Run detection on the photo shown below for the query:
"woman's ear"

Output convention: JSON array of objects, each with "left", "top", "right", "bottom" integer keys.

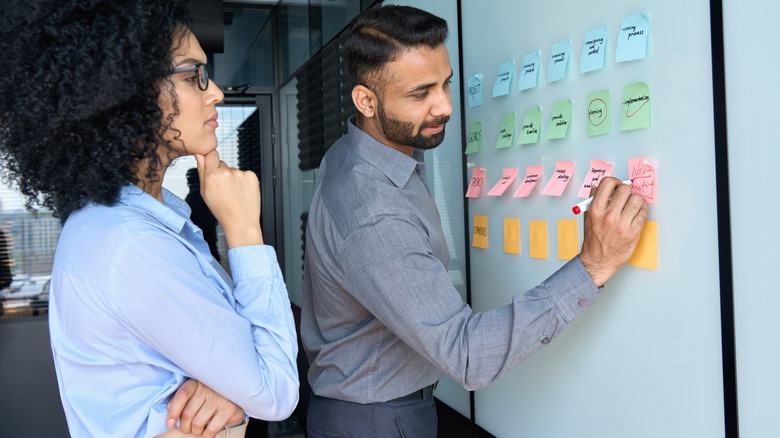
[{"left": 351, "top": 85, "right": 377, "bottom": 119}]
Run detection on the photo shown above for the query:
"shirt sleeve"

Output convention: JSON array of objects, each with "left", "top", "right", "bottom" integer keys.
[
  {"left": 108, "top": 232, "right": 299, "bottom": 421},
  {"left": 339, "top": 212, "right": 599, "bottom": 391}
]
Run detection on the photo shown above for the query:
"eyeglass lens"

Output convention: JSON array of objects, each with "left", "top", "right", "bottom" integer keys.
[{"left": 197, "top": 65, "right": 209, "bottom": 91}]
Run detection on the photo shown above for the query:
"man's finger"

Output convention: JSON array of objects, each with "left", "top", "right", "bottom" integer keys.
[{"left": 166, "top": 379, "right": 197, "bottom": 429}]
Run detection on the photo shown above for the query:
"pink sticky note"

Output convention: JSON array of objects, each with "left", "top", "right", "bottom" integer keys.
[
  {"left": 465, "top": 167, "right": 486, "bottom": 198},
  {"left": 512, "top": 165, "right": 544, "bottom": 197},
  {"left": 577, "top": 159, "right": 614, "bottom": 198},
  {"left": 628, "top": 157, "right": 657, "bottom": 203},
  {"left": 541, "top": 161, "right": 575, "bottom": 196},
  {"left": 487, "top": 168, "right": 518, "bottom": 196}
]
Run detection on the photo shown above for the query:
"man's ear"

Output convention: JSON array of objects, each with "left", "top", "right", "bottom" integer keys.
[{"left": 352, "top": 85, "right": 377, "bottom": 118}]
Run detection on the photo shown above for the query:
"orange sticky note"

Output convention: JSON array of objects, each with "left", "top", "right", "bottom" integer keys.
[
  {"left": 629, "top": 220, "right": 657, "bottom": 269},
  {"left": 473, "top": 215, "right": 488, "bottom": 249},
  {"left": 541, "top": 161, "right": 575, "bottom": 196},
  {"left": 529, "top": 221, "right": 548, "bottom": 259},
  {"left": 557, "top": 220, "right": 579, "bottom": 260},
  {"left": 504, "top": 218, "right": 521, "bottom": 254}
]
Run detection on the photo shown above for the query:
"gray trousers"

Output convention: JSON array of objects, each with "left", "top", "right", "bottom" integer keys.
[{"left": 306, "top": 391, "right": 437, "bottom": 438}]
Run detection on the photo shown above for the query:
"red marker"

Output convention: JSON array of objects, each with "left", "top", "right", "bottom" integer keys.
[{"left": 572, "top": 179, "right": 633, "bottom": 214}]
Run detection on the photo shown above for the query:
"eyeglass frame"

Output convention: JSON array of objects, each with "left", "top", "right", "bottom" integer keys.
[{"left": 165, "top": 63, "right": 210, "bottom": 91}]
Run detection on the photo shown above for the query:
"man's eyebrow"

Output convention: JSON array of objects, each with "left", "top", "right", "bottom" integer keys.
[{"left": 407, "top": 70, "right": 454, "bottom": 93}]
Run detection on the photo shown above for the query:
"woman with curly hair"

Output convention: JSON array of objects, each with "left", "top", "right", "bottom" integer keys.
[{"left": 0, "top": 1, "right": 299, "bottom": 437}]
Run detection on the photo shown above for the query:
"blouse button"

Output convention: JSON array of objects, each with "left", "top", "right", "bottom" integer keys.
[
  {"left": 578, "top": 299, "right": 587, "bottom": 308},
  {"left": 541, "top": 337, "right": 550, "bottom": 345}
]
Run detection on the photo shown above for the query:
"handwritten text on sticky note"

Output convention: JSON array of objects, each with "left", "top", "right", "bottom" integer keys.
[
  {"left": 465, "top": 167, "right": 486, "bottom": 198},
  {"left": 513, "top": 165, "right": 544, "bottom": 197},
  {"left": 487, "top": 168, "right": 518, "bottom": 196},
  {"left": 577, "top": 159, "right": 614, "bottom": 198},
  {"left": 542, "top": 161, "right": 575, "bottom": 196}
]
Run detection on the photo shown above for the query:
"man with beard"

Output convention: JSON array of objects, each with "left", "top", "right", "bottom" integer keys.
[{"left": 301, "top": 6, "right": 647, "bottom": 437}]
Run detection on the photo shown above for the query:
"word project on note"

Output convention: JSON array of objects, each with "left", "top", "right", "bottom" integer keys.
[{"left": 468, "top": 74, "right": 483, "bottom": 108}]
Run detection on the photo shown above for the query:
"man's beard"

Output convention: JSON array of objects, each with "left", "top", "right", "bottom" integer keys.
[{"left": 377, "top": 98, "right": 449, "bottom": 150}]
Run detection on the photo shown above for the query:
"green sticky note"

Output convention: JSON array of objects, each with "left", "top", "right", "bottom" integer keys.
[
  {"left": 620, "top": 82, "right": 651, "bottom": 131},
  {"left": 465, "top": 122, "right": 483, "bottom": 154},
  {"left": 544, "top": 100, "right": 573, "bottom": 139},
  {"left": 517, "top": 107, "right": 542, "bottom": 145},
  {"left": 495, "top": 113, "right": 516, "bottom": 149},
  {"left": 586, "top": 89, "right": 611, "bottom": 137}
]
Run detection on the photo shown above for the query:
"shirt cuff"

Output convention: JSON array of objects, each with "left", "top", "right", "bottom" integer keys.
[
  {"left": 228, "top": 245, "right": 283, "bottom": 283},
  {"left": 544, "top": 256, "right": 601, "bottom": 324}
]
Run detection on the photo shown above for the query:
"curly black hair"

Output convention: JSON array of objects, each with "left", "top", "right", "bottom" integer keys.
[{"left": 0, "top": 0, "right": 191, "bottom": 218}]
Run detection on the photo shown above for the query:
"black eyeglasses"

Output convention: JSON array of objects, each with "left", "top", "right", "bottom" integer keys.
[{"left": 166, "top": 63, "right": 210, "bottom": 91}]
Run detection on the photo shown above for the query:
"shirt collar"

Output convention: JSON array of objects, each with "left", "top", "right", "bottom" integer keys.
[
  {"left": 347, "top": 116, "right": 424, "bottom": 188},
  {"left": 118, "top": 185, "right": 191, "bottom": 233}
]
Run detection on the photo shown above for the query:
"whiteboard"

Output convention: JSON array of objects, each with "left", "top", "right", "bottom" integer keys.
[{"left": 460, "top": 0, "right": 725, "bottom": 436}]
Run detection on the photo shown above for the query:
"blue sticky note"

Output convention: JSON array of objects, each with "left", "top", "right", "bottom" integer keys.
[
  {"left": 518, "top": 51, "right": 541, "bottom": 91},
  {"left": 468, "top": 74, "right": 483, "bottom": 108},
  {"left": 547, "top": 40, "right": 571, "bottom": 83},
  {"left": 492, "top": 61, "right": 515, "bottom": 97},
  {"left": 616, "top": 13, "right": 650, "bottom": 62},
  {"left": 580, "top": 26, "right": 608, "bottom": 73}
]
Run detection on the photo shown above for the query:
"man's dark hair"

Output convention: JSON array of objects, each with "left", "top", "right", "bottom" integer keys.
[{"left": 342, "top": 5, "right": 448, "bottom": 92}]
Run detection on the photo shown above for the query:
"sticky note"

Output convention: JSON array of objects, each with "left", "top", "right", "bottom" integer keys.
[
  {"left": 493, "top": 61, "right": 515, "bottom": 97},
  {"left": 504, "top": 218, "right": 521, "bottom": 255},
  {"left": 473, "top": 215, "right": 488, "bottom": 249},
  {"left": 616, "top": 13, "right": 650, "bottom": 62},
  {"left": 544, "top": 99, "right": 573, "bottom": 140},
  {"left": 513, "top": 165, "right": 544, "bottom": 197},
  {"left": 468, "top": 74, "right": 483, "bottom": 108},
  {"left": 629, "top": 220, "right": 657, "bottom": 269},
  {"left": 586, "top": 89, "right": 611, "bottom": 137},
  {"left": 541, "top": 161, "right": 575, "bottom": 196},
  {"left": 487, "top": 168, "right": 518, "bottom": 196},
  {"left": 518, "top": 107, "right": 542, "bottom": 145},
  {"left": 557, "top": 219, "right": 579, "bottom": 260},
  {"left": 465, "top": 167, "right": 486, "bottom": 198},
  {"left": 518, "top": 51, "right": 541, "bottom": 91},
  {"left": 628, "top": 157, "right": 657, "bottom": 203},
  {"left": 547, "top": 40, "right": 571, "bottom": 83},
  {"left": 495, "top": 113, "right": 516, "bottom": 149},
  {"left": 529, "top": 221, "right": 548, "bottom": 259},
  {"left": 465, "top": 122, "right": 483, "bottom": 154},
  {"left": 581, "top": 26, "right": 608, "bottom": 73},
  {"left": 620, "top": 82, "right": 651, "bottom": 131},
  {"left": 577, "top": 159, "right": 614, "bottom": 198}
]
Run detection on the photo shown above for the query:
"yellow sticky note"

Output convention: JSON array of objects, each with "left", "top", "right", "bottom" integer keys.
[
  {"left": 504, "top": 218, "right": 520, "bottom": 254},
  {"left": 473, "top": 215, "right": 488, "bottom": 249},
  {"left": 529, "top": 221, "right": 548, "bottom": 259},
  {"left": 629, "top": 221, "right": 657, "bottom": 269},
  {"left": 557, "top": 219, "right": 579, "bottom": 260}
]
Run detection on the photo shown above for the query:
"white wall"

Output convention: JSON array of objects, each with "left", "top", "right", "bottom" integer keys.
[{"left": 723, "top": 2, "right": 780, "bottom": 437}]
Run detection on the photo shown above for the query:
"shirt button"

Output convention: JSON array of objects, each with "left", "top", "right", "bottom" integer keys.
[
  {"left": 541, "top": 337, "right": 550, "bottom": 345},
  {"left": 578, "top": 299, "right": 587, "bottom": 308}
]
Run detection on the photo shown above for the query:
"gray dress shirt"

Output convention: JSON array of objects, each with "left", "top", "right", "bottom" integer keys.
[{"left": 301, "top": 117, "right": 600, "bottom": 404}]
